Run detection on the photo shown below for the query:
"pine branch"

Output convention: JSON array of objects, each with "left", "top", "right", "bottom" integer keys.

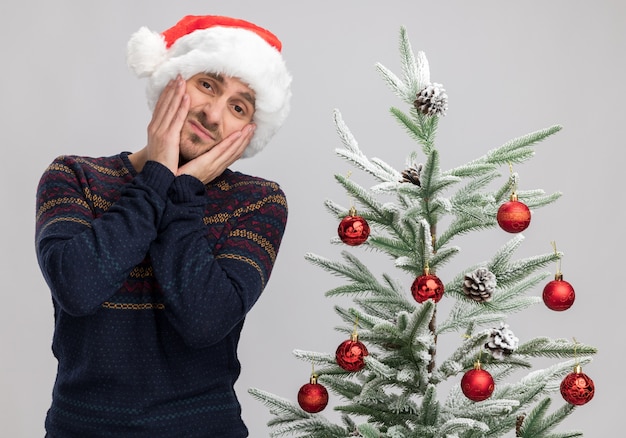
[
  {"left": 519, "top": 190, "right": 562, "bottom": 209},
  {"left": 320, "top": 374, "right": 368, "bottom": 400},
  {"left": 375, "top": 63, "right": 409, "bottom": 103},
  {"left": 334, "top": 174, "right": 393, "bottom": 220},
  {"left": 444, "top": 396, "right": 520, "bottom": 424},
  {"left": 292, "top": 350, "right": 336, "bottom": 367},
  {"left": 493, "top": 252, "right": 560, "bottom": 287},
  {"left": 437, "top": 303, "right": 508, "bottom": 335},
  {"left": 366, "top": 234, "right": 416, "bottom": 260},
  {"left": 430, "top": 245, "right": 460, "bottom": 270},
  {"left": 304, "top": 251, "right": 376, "bottom": 285},
  {"left": 444, "top": 162, "right": 499, "bottom": 179},
  {"left": 516, "top": 338, "right": 598, "bottom": 359},
  {"left": 333, "top": 109, "right": 399, "bottom": 183},
  {"left": 420, "top": 385, "right": 441, "bottom": 426},
  {"left": 436, "top": 217, "right": 492, "bottom": 249},
  {"left": 437, "top": 417, "right": 490, "bottom": 437},
  {"left": 389, "top": 107, "right": 439, "bottom": 154},
  {"left": 354, "top": 296, "right": 415, "bottom": 320},
  {"left": 268, "top": 417, "right": 348, "bottom": 438},
  {"left": 484, "top": 126, "right": 563, "bottom": 166},
  {"left": 406, "top": 301, "right": 436, "bottom": 349},
  {"left": 518, "top": 398, "right": 582, "bottom": 438},
  {"left": 389, "top": 389, "right": 420, "bottom": 415},
  {"left": 355, "top": 423, "right": 382, "bottom": 438},
  {"left": 541, "top": 432, "right": 583, "bottom": 438},
  {"left": 482, "top": 356, "right": 534, "bottom": 375},
  {"left": 494, "top": 173, "right": 517, "bottom": 203},
  {"left": 335, "top": 399, "right": 409, "bottom": 426},
  {"left": 428, "top": 195, "right": 454, "bottom": 219},
  {"left": 371, "top": 157, "right": 404, "bottom": 180},
  {"left": 420, "top": 150, "right": 461, "bottom": 209},
  {"left": 486, "top": 272, "right": 548, "bottom": 307},
  {"left": 375, "top": 26, "right": 428, "bottom": 103},
  {"left": 362, "top": 355, "right": 400, "bottom": 379},
  {"left": 398, "top": 27, "right": 424, "bottom": 97},
  {"left": 460, "top": 168, "right": 500, "bottom": 189},
  {"left": 438, "top": 271, "right": 547, "bottom": 338},
  {"left": 325, "top": 283, "right": 376, "bottom": 298},
  {"left": 245, "top": 391, "right": 350, "bottom": 437},
  {"left": 497, "top": 357, "right": 593, "bottom": 409},
  {"left": 248, "top": 388, "right": 309, "bottom": 419},
  {"left": 431, "top": 333, "right": 489, "bottom": 384},
  {"left": 334, "top": 305, "right": 389, "bottom": 331},
  {"left": 488, "top": 234, "right": 525, "bottom": 273}
]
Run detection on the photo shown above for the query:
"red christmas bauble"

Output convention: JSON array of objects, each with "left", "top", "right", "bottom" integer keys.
[
  {"left": 461, "top": 367, "right": 495, "bottom": 402},
  {"left": 411, "top": 273, "right": 444, "bottom": 303},
  {"left": 560, "top": 366, "right": 595, "bottom": 406},
  {"left": 297, "top": 378, "right": 329, "bottom": 413},
  {"left": 543, "top": 275, "right": 575, "bottom": 311},
  {"left": 338, "top": 209, "right": 370, "bottom": 246},
  {"left": 336, "top": 336, "right": 369, "bottom": 372},
  {"left": 497, "top": 199, "right": 531, "bottom": 233}
]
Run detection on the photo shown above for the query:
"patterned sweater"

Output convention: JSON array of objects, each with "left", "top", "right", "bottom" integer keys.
[{"left": 35, "top": 152, "right": 288, "bottom": 437}]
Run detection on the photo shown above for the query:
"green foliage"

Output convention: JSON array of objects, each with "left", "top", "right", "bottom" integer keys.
[
  {"left": 249, "top": 25, "right": 596, "bottom": 438},
  {"left": 517, "top": 398, "right": 583, "bottom": 438}
]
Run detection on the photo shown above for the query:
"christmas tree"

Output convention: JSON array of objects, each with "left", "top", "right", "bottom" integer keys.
[{"left": 249, "top": 26, "right": 597, "bottom": 438}]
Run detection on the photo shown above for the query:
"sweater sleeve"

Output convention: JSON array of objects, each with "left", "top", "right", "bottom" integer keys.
[
  {"left": 149, "top": 174, "right": 288, "bottom": 348},
  {"left": 35, "top": 157, "right": 175, "bottom": 316}
]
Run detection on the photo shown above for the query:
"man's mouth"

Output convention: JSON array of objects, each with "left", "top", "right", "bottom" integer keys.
[{"left": 188, "top": 120, "right": 215, "bottom": 142}]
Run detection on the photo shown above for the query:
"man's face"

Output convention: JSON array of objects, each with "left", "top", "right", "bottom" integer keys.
[{"left": 179, "top": 72, "right": 256, "bottom": 164}]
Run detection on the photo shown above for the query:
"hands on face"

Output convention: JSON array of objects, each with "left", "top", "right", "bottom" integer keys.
[
  {"left": 177, "top": 123, "right": 255, "bottom": 184},
  {"left": 146, "top": 75, "right": 255, "bottom": 184},
  {"left": 146, "top": 75, "right": 189, "bottom": 175}
]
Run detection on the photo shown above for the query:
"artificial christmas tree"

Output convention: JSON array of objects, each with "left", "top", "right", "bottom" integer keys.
[{"left": 249, "top": 26, "right": 597, "bottom": 437}]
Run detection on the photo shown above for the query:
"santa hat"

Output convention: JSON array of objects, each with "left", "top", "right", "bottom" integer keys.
[{"left": 127, "top": 15, "right": 292, "bottom": 157}]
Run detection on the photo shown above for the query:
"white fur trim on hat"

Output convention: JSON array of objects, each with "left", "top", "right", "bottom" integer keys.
[{"left": 126, "top": 18, "right": 292, "bottom": 158}]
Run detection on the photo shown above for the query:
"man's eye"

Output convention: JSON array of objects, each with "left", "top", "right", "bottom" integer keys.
[
  {"left": 234, "top": 105, "right": 244, "bottom": 114},
  {"left": 201, "top": 81, "right": 212, "bottom": 89}
]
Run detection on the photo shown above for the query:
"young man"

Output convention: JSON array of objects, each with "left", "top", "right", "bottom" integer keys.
[{"left": 35, "top": 15, "right": 292, "bottom": 437}]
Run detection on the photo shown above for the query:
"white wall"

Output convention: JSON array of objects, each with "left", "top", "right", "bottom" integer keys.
[{"left": 1, "top": 1, "right": 624, "bottom": 436}]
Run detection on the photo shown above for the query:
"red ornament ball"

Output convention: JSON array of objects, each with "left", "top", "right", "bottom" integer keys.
[
  {"left": 560, "top": 367, "right": 595, "bottom": 406},
  {"left": 338, "top": 213, "right": 370, "bottom": 246},
  {"left": 461, "top": 367, "right": 495, "bottom": 402},
  {"left": 336, "top": 337, "right": 369, "bottom": 372},
  {"left": 497, "top": 199, "right": 531, "bottom": 233},
  {"left": 411, "top": 274, "right": 444, "bottom": 303},
  {"left": 543, "top": 276, "right": 575, "bottom": 311},
  {"left": 297, "top": 379, "right": 329, "bottom": 413}
]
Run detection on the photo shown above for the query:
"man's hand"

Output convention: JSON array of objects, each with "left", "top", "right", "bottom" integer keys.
[
  {"left": 177, "top": 124, "right": 256, "bottom": 184},
  {"left": 146, "top": 75, "right": 190, "bottom": 174}
]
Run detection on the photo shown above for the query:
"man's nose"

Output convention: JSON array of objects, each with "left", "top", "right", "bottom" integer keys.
[{"left": 201, "top": 100, "right": 225, "bottom": 125}]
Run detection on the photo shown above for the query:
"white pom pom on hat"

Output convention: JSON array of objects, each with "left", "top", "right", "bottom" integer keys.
[{"left": 126, "top": 15, "right": 292, "bottom": 158}]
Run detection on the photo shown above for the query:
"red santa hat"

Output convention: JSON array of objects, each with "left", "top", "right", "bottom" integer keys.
[{"left": 127, "top": 15, "right": 292, "bottom": 157}]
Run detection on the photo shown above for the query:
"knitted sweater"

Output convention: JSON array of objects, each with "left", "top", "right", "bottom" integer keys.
[{"left": 35, "top": 152, "right": 288, "bottom": 437}]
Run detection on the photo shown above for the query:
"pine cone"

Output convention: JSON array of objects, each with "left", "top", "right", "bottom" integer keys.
[
  {"left": 400, "top": 163, "right": 423, "bottom": 186},
  {"left": 485, "top": 322, "right": 519, "bottom": 360},
  {"left": 462, "top": 267, "right": 496, "bottom": 302},
  {"left": 414, "top": 83, "right": 448, "bottom": 116}
]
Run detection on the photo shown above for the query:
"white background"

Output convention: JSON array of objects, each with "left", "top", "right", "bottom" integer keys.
[{"left": 1, "top": 1, "right": 624, "bottom": 436}]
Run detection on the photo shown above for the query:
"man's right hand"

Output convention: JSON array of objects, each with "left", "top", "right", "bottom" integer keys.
[{"left": 146, "top": 75, "right": 190, "bottom": 175}]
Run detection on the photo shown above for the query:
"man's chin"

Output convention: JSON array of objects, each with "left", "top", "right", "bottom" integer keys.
[
  {"left": 178, "top": 140, "right": 215, "bottom": 165},
  {"left": 178, "top": 149, "right": 198, "bottom": 166}
]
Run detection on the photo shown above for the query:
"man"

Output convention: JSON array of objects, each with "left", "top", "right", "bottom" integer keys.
[{"left": 35, "top": 15, "right": 291, "bottom": 437}]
